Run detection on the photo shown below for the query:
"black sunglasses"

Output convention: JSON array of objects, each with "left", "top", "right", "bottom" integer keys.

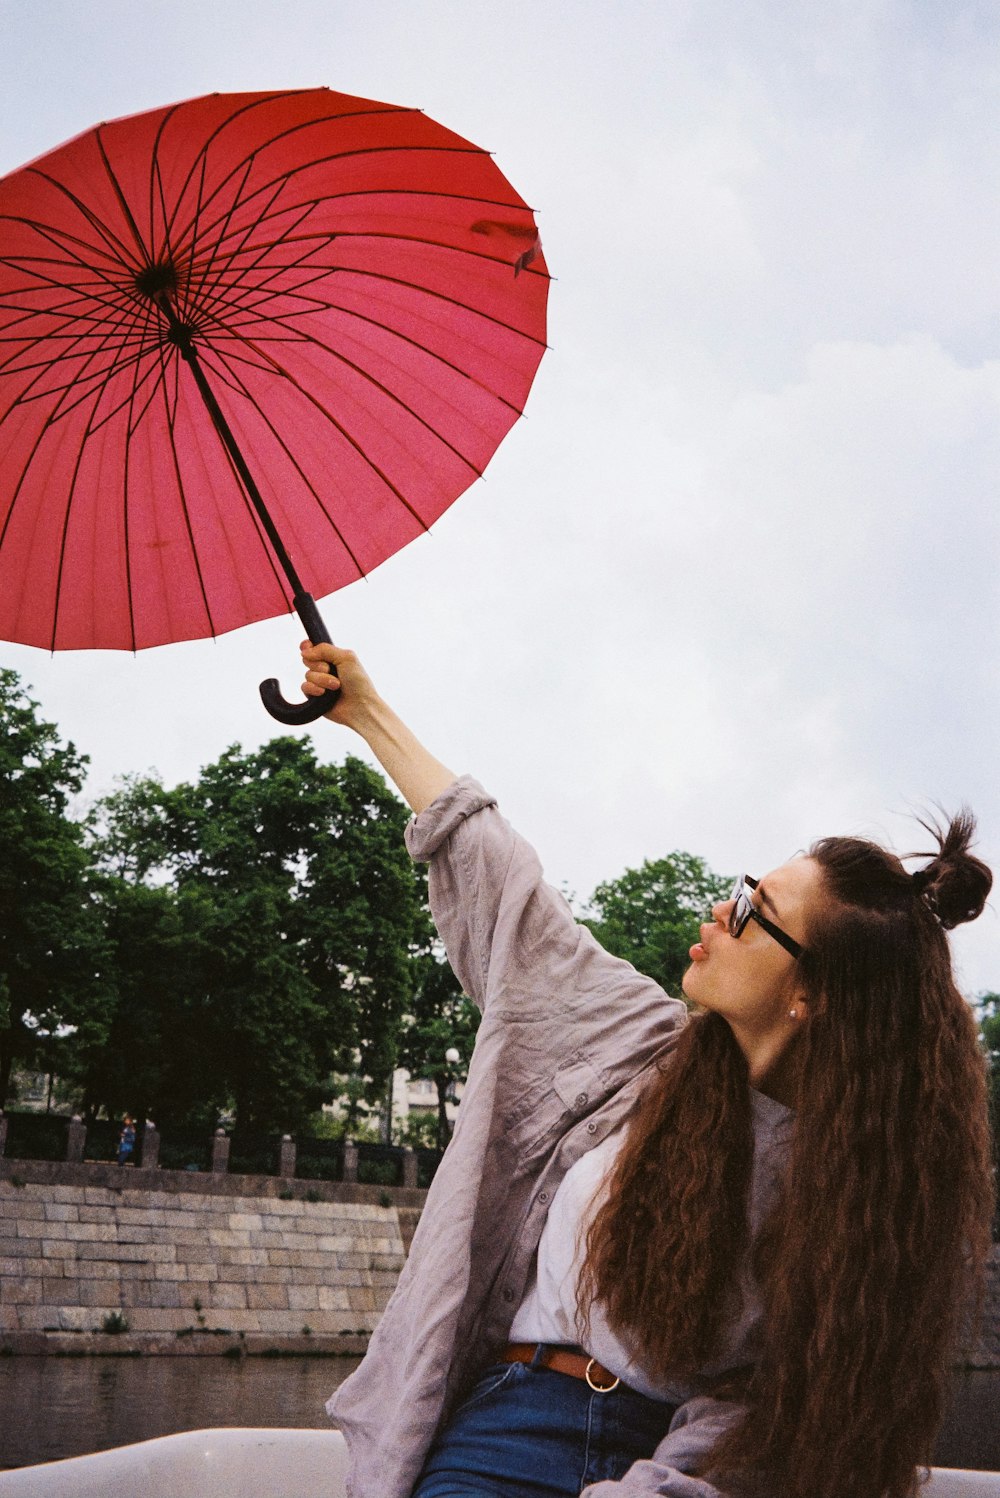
[{"left": 729, "top": 874, "right": 805, "bottom": 960}]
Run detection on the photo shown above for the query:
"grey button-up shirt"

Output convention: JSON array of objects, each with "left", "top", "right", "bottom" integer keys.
[{"left": 328, "top": 778, "right": 793, "bottom": 1498}]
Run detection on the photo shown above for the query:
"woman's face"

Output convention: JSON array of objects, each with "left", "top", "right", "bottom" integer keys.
[{"left": 682, "top": 856, "right": 822, "bottom": 1043}]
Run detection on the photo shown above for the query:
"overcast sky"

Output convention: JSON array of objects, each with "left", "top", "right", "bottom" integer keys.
[{"left": 2, "top": 0, "right": 998, "bottom": 992}]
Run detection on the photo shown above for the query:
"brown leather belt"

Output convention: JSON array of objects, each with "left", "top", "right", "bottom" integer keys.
[{"left": 501, "top": 1341, "right": 621, "bottom": 1393}]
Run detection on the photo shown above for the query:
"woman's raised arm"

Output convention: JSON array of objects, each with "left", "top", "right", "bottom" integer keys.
[{"left": 300, "top": 641, "right": 457, "bottom": 814}]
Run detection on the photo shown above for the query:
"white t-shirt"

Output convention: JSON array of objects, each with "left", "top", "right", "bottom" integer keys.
[
  {"left": 508, "top": 1088, "right": 791, "bottom": 1401},
  {"left": 507, "top": 1124, "right": 678, "bottom": 1398}
]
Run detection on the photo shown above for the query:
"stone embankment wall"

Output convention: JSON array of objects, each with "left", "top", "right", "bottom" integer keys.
[
  {"left": 0, "top": 1159, "right": 424, "bottom": 1354},
  {"left": 1, "top": 1159, "right": 998, "bottom": 1366}
]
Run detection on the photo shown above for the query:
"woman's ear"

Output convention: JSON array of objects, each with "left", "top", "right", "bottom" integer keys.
[{"left": 786, "top": 992, "right": 808, "bottom": 1024}]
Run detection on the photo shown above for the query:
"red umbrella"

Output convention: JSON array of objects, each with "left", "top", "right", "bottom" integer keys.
[{"left": 0, "top": 88, "right": 548, "bottom": 721}]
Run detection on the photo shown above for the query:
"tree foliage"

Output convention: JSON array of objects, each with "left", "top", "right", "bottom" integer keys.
[
  {"left": 583, "top": 852, "right": 731, "bottom": 996},
  {"left": 85, "top": 740, "right": 424, "bottom": 1135},
  {"left": 398, "top": 954, "right": 480, "bottom": 1149},
  {"left": 977, "top": 993, "right": 1000, "bottom": 1234},
  {"left": 0, "top": 671, "right": 112, "bottom": 1106}
]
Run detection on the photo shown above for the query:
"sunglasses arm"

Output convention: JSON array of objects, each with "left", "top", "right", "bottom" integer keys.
[{"left": 259, "top": 591, "right": 342, "bottom": 725}]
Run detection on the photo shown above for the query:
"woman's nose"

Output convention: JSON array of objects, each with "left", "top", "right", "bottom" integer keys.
[{"left": 710, "top": 897, "right": 733, "bottom": 926}]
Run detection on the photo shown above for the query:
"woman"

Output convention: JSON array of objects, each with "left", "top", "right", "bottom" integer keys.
[{"left": 300, "top": 643, "right": 994, "bottom": 1498}]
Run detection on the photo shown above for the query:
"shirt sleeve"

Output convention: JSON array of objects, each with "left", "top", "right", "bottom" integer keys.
[
  {"left": 580, "top": 1396, "right": 750, "bottom": 1498},
  {"left": 405, "top": 776, "right": 686, "bottom": 1031}
]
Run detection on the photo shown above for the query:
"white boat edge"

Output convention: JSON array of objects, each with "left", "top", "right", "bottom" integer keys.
[{"left": 0, "top": 1427, "right": 996, "bottom": 1497}]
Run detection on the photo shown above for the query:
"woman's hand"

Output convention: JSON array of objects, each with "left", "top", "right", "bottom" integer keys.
[
  {"left": 300, "top": 641, "right": 382, "bottom": 733},
  {"left": 299, "top": 641, "right": 457, "bottom": 813}
]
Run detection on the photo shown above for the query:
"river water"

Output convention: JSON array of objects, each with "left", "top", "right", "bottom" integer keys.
[{"left": 0, "top": 1359, "right": 997, "bottom": 1472}]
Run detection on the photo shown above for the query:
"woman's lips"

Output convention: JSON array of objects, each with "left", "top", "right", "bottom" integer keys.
[{"left": 689, "top": 942, "right": 707, "bottom": 962}]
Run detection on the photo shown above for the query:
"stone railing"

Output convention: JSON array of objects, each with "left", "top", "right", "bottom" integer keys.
[{"left": 0, "top": 1111, "right": 437, "bottom": 1190}]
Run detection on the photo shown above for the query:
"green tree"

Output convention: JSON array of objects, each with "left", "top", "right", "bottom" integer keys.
[
  {"left": 583, "top": 852, "right": 731, "bottom": 996},
  {"left": 977, "top": 992, "right": 1000, "bottom": 1236},
  {"left": 979, "top": 993, "right": 1000, "bottom": 1078},
  {"left": 398, "top": 955, "right": 480, "bottom": 1149},
  {"left": 79, "top": 879, "right": 221, "bottom": 1130},
  {"left": 86, "top": 741, "right": 424, "bottom": 1135},
  {"left": 0, "top": 671, "right": 111, "bottom": 1106}
]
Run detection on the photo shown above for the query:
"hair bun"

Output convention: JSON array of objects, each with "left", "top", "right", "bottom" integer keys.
[{"left": 911, "top": 809, "right": 992, "bottom": 930}]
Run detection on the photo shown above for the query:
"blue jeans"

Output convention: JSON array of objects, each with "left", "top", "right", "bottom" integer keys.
[{"left": 411, "top": 1352, "right": 678, "bottom": 1497}]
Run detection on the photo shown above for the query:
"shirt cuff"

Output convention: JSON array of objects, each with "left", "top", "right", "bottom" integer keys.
[{"left": 404, "top": 775, "right": 498, "bottom": 862}]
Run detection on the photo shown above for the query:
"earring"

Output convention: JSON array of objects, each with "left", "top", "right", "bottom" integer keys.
[{"left": 788, "top": 1006, "right": 799, "bottom": 1021}]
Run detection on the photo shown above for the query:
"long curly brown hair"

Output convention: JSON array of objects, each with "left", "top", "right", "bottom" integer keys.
[{"left": 579, "top": 812, "right": 994, "bottom": 1498}]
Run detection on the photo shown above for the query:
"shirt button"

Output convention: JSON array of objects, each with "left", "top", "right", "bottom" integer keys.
[
  {"left": 502, "top": 1288, "right": 515, "bottom": 1303},
  {"left": 586, "top": 1122, "right": 598, "bottom": 1135},
  {"left": 537, "top": 1191, "right": 549, "bottom": 1204},
  {"left": 575, "top": 1092, "right": 588, "bottom": 1108}
]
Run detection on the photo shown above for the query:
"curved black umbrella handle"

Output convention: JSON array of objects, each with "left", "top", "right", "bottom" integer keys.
[{"left": 259, "top": 592, "right": 341, "bottom": 725}]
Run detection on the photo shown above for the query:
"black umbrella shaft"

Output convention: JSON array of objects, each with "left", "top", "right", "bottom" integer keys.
[{"left": 160, "top": 303, "right": 308, "bottom": 601}]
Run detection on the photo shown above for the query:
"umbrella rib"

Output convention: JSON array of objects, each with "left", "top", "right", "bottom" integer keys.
[
  {"left": 147, "top": 100, "right": 184, "bottom": 257},
  {"left": 302, "top": 262, "right": 548, "bottom": 347},
  {"left": 0, "top": 213, "right": 136, "bottom": 276},
  {"left": 193, "top": 297, "right": 485, "bottom": 480},
  {"left": 194, "top": 195, "right": 318, "bottom": 299},
  {"left": 152, "top": 89, "right": 325, "bottom": 253},
  {"left": 185, "top": 232, "right": 546, "bottom": 352},
  {"left": 0, "top": 303, "right": 150, "bottom": 380},
  {"left": 169, "top": 138, "right": 485, "bottom": 255},
  {"left": 192, "top": 322, "right": 432, "bottom": 534},
  {"left": 274, "top": 291, "right": 524, "bottom": 415},
  {"left": 289, "top": 225, "right": 548, "bottom": 278},
  {"left": 35, "top": 317, "right": 156, "bottom": 429},
  {"left": 181, "top": 233, "right": 527, "bottom": 414},
  {"left": 165, "top": 101, "right": 411, "bottom": 258},
  {"left": 206, "top": 194, "right": 537, "bottom": 279},
  {"left": 0, "top": 393, "right": 61, "bottom": 551},
  {"left": 154, "top": 343, "right": 220, "bottom": 639},
  {"left": 0, "top": 241, "right": 148, "bottom": 328},
  {"left": 49, "top": 388, "right": 105, "bottom": 652},
  {"left": 0, "top": 321, "right": 155, "bottom": 354},
  {"left": 125, "top": 355, "right": 176, "bottom": 438},
  {"left": 169, "top": 354, "right": 295, "bottom": 608},
  {"left": 184, "top": 203, "right": 329, "bottom": 327},
  {"left": 189, "top": 185, "right": 543, "bottom": 269},
  {"left": 183, "top": 156, "right": 256, "bottom": 316},
  {"left": 0, "top": 336, "right": 152, "bottom": 414},
  {"left": 253, "top": 184, "right": 536, "bottom": 221},
  {"left": 0, "top": 302, "right": 150, "bottom": 421},
  {"left": 0, "top": 273, "right": 157, "bottom": 398},
  {"left": 40, "top": 341, "right": 165, "bottom": 430},
  {"left": 0, "top": 251, "right": 129, "bottom": 285},
  {"left": 120, "top": 310, "right": 160, "bottom": 652},
  {"left": 89, "top": 350, "right": 169, "bottom": 436},
  {"left": 204, "top": 354, "right": 368, "bottom": 585},
  {"left": 0, "top": 244, "right": 136, "bottom": 307},
  {"left": 183, "top": 160, "right": 280, "bottom": 320},
  {"left": 25, "top": 169, "right": 145, "bottom": 273},
  {"left": 95, "top": 128, "right": 152, "bottom": 264}
]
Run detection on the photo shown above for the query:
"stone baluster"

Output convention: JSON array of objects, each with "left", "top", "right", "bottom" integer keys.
[
  {"left": 401, "top": 1146, "right": 418, "bottom": 1190},
  {"left": 211, "top": 1127, "right": 230, "bottom": 1174},
  {"left": 279, "top": 1134, "right": 296, "bottom": 1178},
  {"left": 142, "top": 1121, "right": 160, "bottom": 1170},
  {"left": 66, "top": 1115, "right": 86, "bottom": 1163},
  {"left": 342, "top": 1138, "right": 358, "bottom": 1184},
  {"left": 0, "top": 1110, "right": 6, "bottom": 1158}
]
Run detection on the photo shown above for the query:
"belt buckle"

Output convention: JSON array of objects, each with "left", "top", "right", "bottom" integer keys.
[{"left": 585, "top": 1357, "right": 620, "bottom": 1393}]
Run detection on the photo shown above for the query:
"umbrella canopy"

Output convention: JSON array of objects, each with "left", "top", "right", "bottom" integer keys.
[{"left": 0, "top": 88, "right": 548, "bottom": 669}]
